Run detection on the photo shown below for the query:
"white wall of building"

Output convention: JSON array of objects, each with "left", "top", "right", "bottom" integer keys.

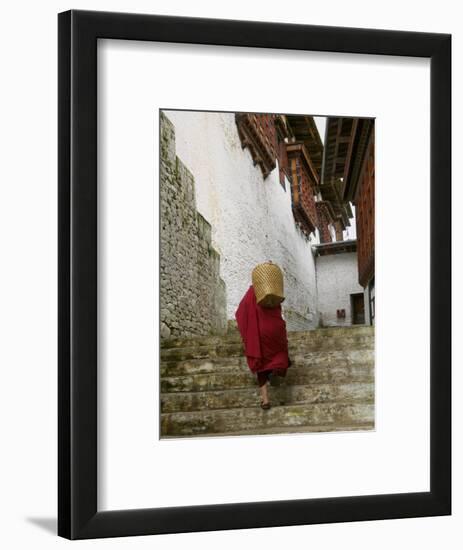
[
  {"left": 343, "top": 204, "right": 357, "bottom": 240},
  {"left": 315, "top": 251, "right": 364, "bottom": 326},
  {"left": 364, "top": 286, "right": 371, "bottom": 325},
  {"left": 164, "top": 110, "right": 320, "bottom": 329}
]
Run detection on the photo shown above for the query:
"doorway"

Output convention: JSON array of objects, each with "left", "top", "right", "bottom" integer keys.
[{"left": 351, "top": 293, "right": 365, "bottom": 325}]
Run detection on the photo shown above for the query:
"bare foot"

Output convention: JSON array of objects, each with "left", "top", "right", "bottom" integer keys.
[{"left": 259, "top": 382, "right": 270, "bottom": 408}]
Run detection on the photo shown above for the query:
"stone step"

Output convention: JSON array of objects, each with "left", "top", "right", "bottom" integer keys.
[
  {"left": 161, "top": 325, "right": 374, "bottom": 349},
  {"left": 161, "top": 402, "right": 375, "bottom": 437},
  {"left": 161, "top": 382, "right": 374, "bottom": 412},
  {"left": 160, "top": 349, "right": 374, "bottom": 377},
  {"left": 161, "top": 423, "right": 375, "bottom": 438},
  {"left": 161, "top": 364, "right": 374, "bottom": 393},
  {"left": 160, "top": 335, "right": 374, "bottom": 362}
]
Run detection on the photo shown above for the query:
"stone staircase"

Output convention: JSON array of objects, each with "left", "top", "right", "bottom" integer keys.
[{"left": 160, "top": 325, "right": 374, "bottom": 438}]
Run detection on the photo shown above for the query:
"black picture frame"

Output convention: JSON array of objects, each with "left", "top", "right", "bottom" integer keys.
[{"left": 58, "top": 9, "right": 451, "bottom": 539}]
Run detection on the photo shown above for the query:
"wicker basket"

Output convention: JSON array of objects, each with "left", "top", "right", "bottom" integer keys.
[{"left": 252, "top": 262, "right": 285, "bottom": 307}]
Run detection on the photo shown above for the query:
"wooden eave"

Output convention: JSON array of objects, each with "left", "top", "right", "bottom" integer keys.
[
  {"left": 342, "top": 119, "right": 375, "bottom": 203},
  {"left": 315, "top": 239, "right": 357, "bottom": 256},
  {"left": 286, "top": 142, "right": 319, "bottom": 188},
  {"left": 316, "top": 199, "right": 336, "bottom": 223},
  {"left": 285, "top": 115, "right": 324, "bottom": 177},
  {"left": 235, "top": 113, "right": 276, "bottom": 179}
]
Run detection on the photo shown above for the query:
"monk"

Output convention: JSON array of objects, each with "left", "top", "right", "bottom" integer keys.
[{"left": 234, "top": 284, "right": 291, "bottom": 410}]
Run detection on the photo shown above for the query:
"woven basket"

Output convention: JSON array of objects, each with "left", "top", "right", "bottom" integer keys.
[{"left": 252, "top": 262, "right": 285, "bottom": 307}]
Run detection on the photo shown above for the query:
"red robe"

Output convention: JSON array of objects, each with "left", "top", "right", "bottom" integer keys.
[{"left": 234, "top": 285, "right": 290, "bottom": 376}]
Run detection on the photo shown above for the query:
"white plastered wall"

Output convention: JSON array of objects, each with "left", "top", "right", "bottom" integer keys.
[
  {"left": 164, "top": 110, "right": 320, "bottom": 329},
  {"left": 315, "top": 251, "right": 364, "bottom": 326}
]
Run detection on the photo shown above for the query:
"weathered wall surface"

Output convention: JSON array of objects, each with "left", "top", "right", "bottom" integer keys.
[
  {"left": 163, "top": 110, "right": 319, "bottom": 331},
  {"left": 160, "top": 113, "right": 227, "bottom": 339},
  {"left": 315, "top": 252, "right": 365, "bottom": 326}
]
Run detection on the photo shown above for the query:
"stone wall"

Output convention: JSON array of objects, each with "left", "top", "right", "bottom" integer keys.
[
  {"left": 283, "top": 308, "right": 316, "bottom": 331},
  {"left": 160, "top": 112, "right": 227, "bottom": 339}
]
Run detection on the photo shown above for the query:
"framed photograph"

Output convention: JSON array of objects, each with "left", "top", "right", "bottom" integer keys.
[{"left": 58, "top": 10, "right": 451, "bottom": 539}]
